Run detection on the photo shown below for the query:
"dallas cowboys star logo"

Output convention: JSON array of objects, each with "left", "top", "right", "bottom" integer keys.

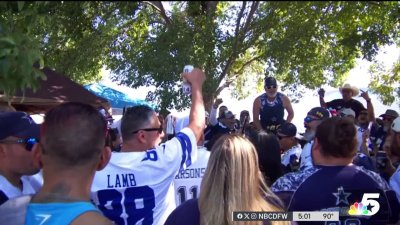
[{"left": 333, "top": 186, "right": 351, "bottom": 205}]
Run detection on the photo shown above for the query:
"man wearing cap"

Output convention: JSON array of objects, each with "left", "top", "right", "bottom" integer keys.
[
  {"left": 370, "top": 109, "right": 399, "bottom": 152},
  {"left": 277, "top": 123, "right": 302, "bottom": 174},
  {"left": 253, "top": 77, "right": 294, "bottom": 134},
  {"left": 318, "top": 83, "right": 365, "bottom": 118},
  {"left": 299, "top": 107, "right": 330, "bottom": 170},
  {"left": 204, "top": 110, "right": 236, "bottom": 149},
  {"left": 0, "top": 112, "right": 41, "bottom": 205}
]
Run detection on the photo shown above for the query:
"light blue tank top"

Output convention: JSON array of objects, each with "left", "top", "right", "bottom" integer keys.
[{"left": 25, "top": 202, "right": 100, "bottom": 225}]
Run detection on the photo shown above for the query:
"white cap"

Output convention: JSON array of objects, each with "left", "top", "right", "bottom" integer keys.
[
  {"left": 340, "top": 108, "right": 355, "bottom": 118},
  {"left": 392, "top": 117, "right": 400, "bottom": 132}
]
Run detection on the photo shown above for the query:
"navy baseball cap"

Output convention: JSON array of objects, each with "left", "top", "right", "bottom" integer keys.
[
  {"left": 307, "top": 107, "right": 330, "bottom": 120},
  {"left": 0, "top": 112, "right": 40, "bottom": 140},
  {"left": 277, "top": 123, "right": 297, "bottom": 137},
  {"left": 264, "top": 77, "right": 277, "bottom": 87}
]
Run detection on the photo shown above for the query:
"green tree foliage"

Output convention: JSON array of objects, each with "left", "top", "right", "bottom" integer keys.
[
  {"left": 0, "top": 2, "right": 45, "bottom": 100},
  {"left": 369, "top": 60, "right": 400, "bottom": 106},
  {"left": 108, "top": 1, "right": 399, "bottom": 110},
  {"left": 1, "top": 1, "right": 399, "bottom": 111}
]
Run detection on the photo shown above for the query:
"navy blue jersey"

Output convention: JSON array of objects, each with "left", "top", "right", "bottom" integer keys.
[
  {"left": 272, "top": 165, "right": 399, "bottom": 225},
  {"left": 259, "top": 92, "right": 285, "bottom": 133}
]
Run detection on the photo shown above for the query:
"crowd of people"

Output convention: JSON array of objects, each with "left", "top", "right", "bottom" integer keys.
[{"left": 0, "top": 69, "right": 400, "bottom": 225}]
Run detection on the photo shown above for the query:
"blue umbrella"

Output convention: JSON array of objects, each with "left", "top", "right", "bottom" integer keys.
[{"left": 84, "top": 83, "right": 156, "bottom": 110}]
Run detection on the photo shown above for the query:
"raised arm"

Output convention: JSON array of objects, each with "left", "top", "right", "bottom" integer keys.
[
  {"left": 282, "top": 95, "right": 294, "bottom": 123},
  {"left": 360, "top": 91, "right": 375, "bottom": 123},
  {"left": 252, "top": 96, "right": 262, "bottom": 131},
  {"left": 318, "top": 88, "right": 327, "bottom": 108},
  {"left": 209, "top": 98, "right": 223, "bottom": 126},
  {"left": 184, "top": 68, "right": 206, "bottom": 142}
]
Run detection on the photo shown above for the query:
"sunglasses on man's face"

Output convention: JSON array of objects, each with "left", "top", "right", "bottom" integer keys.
[
  {"left": 132, "top": 126, "right": 163, "bottom": 134},
  {"left": 265, "top": 85, "right": 277, "bottom": 89},
  {"left": 304, "top": 116, "right": 321, "bottom": 123},
  {"left": 0, "top": 138, "right": 39, "bottom": 151}
]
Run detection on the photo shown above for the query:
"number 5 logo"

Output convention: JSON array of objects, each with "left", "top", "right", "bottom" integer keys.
[{"left": 360, "top": 193, "right": 380, "bottom": 215}]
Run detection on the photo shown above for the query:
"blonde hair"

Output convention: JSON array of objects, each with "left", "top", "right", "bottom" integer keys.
[{"left": 199, "top": 135, "right": 289, "bottom": 225}]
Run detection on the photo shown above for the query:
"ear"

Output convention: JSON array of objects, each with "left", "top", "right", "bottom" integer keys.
[
  {"left": 96, "top": 146, "right": 111, "bottom": 171},
  {"left": 138, "top": 132, "right": 147, "bottom": 144},
  {"left": 32, "top": 143, "right": 43, "bottom": 169}
]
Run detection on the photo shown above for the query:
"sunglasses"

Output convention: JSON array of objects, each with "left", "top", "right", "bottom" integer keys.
[
  {"left": 304, "top": 116, "right": 321, "bottom": 123},
  {"left": 0, "top": 138, "right": 39, "bottom": 151},
  {"left": 132, "top": 126, "right": 163, "bottom": 134},
  {"left": 265, "top": 85, "right": 277, "bottom": 89}
]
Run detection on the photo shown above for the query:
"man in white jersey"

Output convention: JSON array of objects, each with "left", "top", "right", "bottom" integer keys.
[
  {"left": 0, "top": 112, "right": 41, "bottom": 205},
  {"left": 173, "top": 116, "right": 210, "bottom": 206},
  {"left": 91, "top": 68, "right": 206, "bottom": 225},
  {"left": 299, "top": 107, "right": 330, "bottom": 170}
]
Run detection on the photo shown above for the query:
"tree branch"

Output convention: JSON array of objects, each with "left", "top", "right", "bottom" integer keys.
[
  {"left": 234, "top": 55, "right": 264, "bottom": 74},
  {"left": 143, "top": 1, "right": 172, "bottom": 26},
  {"left": 242, "top": 1, "right": 259, "bottom": 35},
  {"left": 217, "top": 2, "right": 246, "bottom": 85},
  {"left": 206, "top": 1, "right": 219, "bottom": 16}
]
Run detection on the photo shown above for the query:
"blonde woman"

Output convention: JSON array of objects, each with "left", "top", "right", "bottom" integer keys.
[{"left": 165, "top": 134, "right": 291, "bottom": 225}]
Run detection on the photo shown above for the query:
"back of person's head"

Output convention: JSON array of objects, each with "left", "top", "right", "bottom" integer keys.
[
  {"left": 121, "top": 105, "right": 154, "bottom": 141},
  {"left": 41, "top": 102, "right": 107, "bottom": 166},
  {"left": 315, "top": 117, "right": 357, "bottom": 158},
  {"left": 199, "top": 134, "right": 286, "bottom": 225},
  {"left": 249, "top": 131, "right": 283, "bottom": 185}
]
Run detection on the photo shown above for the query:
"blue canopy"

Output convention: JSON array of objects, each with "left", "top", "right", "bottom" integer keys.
[{"left": 84, "top": 83, "right": 156, "bottom": 110}]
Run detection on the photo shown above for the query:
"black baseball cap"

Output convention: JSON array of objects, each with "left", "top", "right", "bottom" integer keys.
[
  {"left": 264, "top": 77, "right": 277, "bottom": 87},
  {"left": 0, "top": 112, "right": 40, "bottom": 140},
  {"left": 277, "top": 123, "right": 297, "bottom": 137}
]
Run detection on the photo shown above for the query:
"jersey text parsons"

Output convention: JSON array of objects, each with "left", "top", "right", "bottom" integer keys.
[
  {"left": 175, "top": 168, "right": 206, "bottom": 179},
  {"left": 107, "top": 173, "right": 137, "bottom": 188}
]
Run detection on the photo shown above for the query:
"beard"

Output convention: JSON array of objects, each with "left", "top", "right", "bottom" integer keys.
[
  {"left": 303, "top": 129, "right": 316, "bottom": 142},
  {"left": 267, "top": 92, "right": 277, "bottom": 98}
]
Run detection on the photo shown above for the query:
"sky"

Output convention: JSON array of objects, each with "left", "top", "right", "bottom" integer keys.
[{"left": 101, "top": 45, "right": 399, "bottom": 133}]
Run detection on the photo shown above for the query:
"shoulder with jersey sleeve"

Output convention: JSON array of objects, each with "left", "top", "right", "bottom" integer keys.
[
  {"left": 271, "top": 167, "right": 320, "bottom": 192},
  {"left": 160, "top": 127, "right": 198, "bottom": 170},
  {"left": 357, "top": 166, "right": 391, "bottom": 190}
]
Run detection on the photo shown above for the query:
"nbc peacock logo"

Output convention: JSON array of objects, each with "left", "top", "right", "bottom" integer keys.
[{"left": 348, "top": 193, "right": 380, "bottom": 216}]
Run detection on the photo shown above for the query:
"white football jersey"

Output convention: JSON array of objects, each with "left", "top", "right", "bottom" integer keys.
[
  {"left": 173, "top": 146, "right": 210, "bottom": 206},
  {"left": 0, "top": 175, "right": 36, "bottom": 205},
  {"left": 91, "top": 128, "right": 197, "bottom": 225},
  {"left": 281, "top": 144, "right": 302, "bottom": 167},
  {"left": 299, "top": 141, "right": 314, "bottom": 170}
]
